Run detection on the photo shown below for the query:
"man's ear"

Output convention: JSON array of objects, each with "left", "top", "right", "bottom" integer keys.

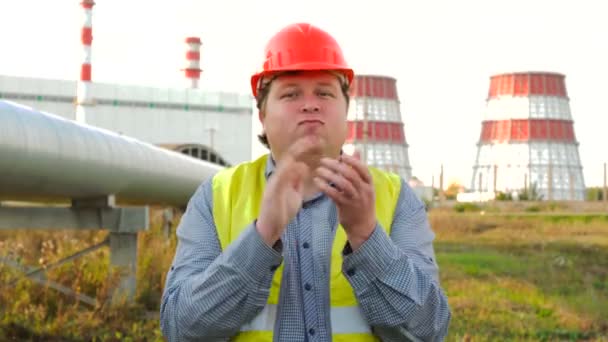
[{"left": 258, "top": 108, "right": 267, "bottom": 128}]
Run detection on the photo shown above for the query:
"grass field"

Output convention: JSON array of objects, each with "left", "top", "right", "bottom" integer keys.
[
  {"left": 431, "top": 211, "right": 608, "bottom": 341},
  {"left": 1, "top": 205, "right": 607, "bottom": 341}
]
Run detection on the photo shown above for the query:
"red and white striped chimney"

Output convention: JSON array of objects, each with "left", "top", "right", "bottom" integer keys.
[
  {"left": 184, "top": 37, "right": 202, "bottom": 88},
  {"left": 75, "top": 0, "right": 95, "bottom": 123}
]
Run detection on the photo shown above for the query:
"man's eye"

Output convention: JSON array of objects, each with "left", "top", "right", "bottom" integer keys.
[{"left": 281, "top": 92, "right": 296, "bottom": 99}]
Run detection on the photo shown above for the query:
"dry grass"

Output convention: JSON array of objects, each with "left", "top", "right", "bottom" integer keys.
[
  {"left": 431, "top": 211, "right": 608, "bottom": 341},
  {"left": 0, "top": 206, "right": 607, "bottom": 341},
  {"left": 431, "top": 211, "right": 608, "bottom": 247},
  {"left": 0, "top": 210, "right": 176, "bottom": 341}
]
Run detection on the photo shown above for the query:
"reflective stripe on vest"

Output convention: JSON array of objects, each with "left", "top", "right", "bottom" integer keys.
[
  {"left": 212, "top": 154, "right": 403, "bottom": 341},
  {"left": 240, "top": 305, "right": 371, "bottom": 334}
]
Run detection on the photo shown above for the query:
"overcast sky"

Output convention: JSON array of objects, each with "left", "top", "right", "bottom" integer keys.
[{"left": 1, "top": 0, "right": 606, "bottom": 186}]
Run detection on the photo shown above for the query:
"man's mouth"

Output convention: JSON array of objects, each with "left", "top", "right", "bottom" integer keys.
[{"left": 298, "top": 120, "right": 324, "bottom": 126}]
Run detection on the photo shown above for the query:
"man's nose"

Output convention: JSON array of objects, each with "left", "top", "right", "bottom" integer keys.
[{"left": 300, "top": 96, "right": 321, "bottom": 113}]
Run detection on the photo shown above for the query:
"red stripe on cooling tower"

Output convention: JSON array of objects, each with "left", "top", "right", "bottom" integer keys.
[
  {"left": 346, "top": 121, "right": 405, "bottom": 144},
  {"left": 81, "top": 27, "right": 93, "bottom": 45},
  {"left": 81, "top": 1, "right": 95, "bottom": 9},
  {"left": 350, "top": 75, "right": 399, "bottom": 100},
  {"left": 480, "top": 119, "right": 575, "bottom": 143},
  {"left": 488, "top": 73, "right": 568, "bottom": 98},
  {"left": 184, "top": 69, "right": 201, "bottom": 78},
  {"left": 186, "top": 37, "right": 201, "bottom": 44},
  {"left": 186, "top": 51, "right": 200, "bottom": 60},
  {"left": 80, "top": 64, "right": 92, "bottom": 81}
]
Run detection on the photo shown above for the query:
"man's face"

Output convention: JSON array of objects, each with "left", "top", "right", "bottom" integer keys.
[{"left": 261, "top": 71, "right": 348, "bottom": 161}]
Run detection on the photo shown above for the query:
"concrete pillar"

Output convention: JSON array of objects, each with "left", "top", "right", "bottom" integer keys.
[{"left": 109, "top": 232, "right": 138, "bottom": 304}]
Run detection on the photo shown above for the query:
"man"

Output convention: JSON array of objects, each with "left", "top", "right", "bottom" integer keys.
[{"left": 160, "top": 22, "right": 451, "bottom": 341}]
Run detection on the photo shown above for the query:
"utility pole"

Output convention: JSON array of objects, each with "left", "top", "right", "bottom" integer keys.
[
  {"left": 548, "top": 162, "right": 553, "bottom": 201},
  {"left": 602, "top": 163, "right": 608, "bottom": 203},
  {"left": 431, "top": 175, "right": 435, "bottom": 206},
  {"left": 568, "top": 171, "right": 574, "bottom": 201},
  {"left": 439, "top": 164, "right": 445, "bottom": 205},
  {"left": 205, "top": 127, "right": 217, "bottom": 150},
  {"left": 493, "top": 164, "right": 498, "bottom": 194}
]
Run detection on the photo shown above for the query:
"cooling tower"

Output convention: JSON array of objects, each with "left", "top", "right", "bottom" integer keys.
[
  {"left": 471, "top": 72, "right": 585, "bottom": 200},
  {"left": 344, "top": 75, "right": 412, "bottom": 181}
]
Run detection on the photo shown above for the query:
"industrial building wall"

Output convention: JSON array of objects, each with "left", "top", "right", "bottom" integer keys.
[
  {"left": 0, "top": 75, "right": 254, "bottom": 165},
  {"left": 86, "top": 105, "right": 252, "bottom": 165}
]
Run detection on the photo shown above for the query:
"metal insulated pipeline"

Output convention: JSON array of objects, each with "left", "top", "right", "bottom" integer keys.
[{"left": 0, "top": 100, "right": 223, "bottom": 206}]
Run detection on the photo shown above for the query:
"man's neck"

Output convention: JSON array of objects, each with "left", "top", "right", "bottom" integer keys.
[{"left": 302, "top": 177, "right": 321, "bottom": 200}]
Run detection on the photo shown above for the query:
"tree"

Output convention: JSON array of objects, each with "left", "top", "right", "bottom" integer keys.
[
  {"left": 519, "top": 182, "right": 543, "bottom": 201},
  {"left": 445, "top": 182, "right": 464, "bottom": 200},
  {"left": 586, "top": 187, "right": 605, "bottom": 201}
]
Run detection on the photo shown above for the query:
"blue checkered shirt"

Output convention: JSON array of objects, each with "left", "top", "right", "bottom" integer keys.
[{"left": 160, "top": 156, "right": 451, "bottom": 341}]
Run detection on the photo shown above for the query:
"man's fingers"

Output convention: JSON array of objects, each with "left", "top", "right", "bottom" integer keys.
[
  {"left": 340, "top": 154, "right": 372, "bottom": 184},
  {"left": 315, "top": 166, "right": 358, "bottom": 199},
  {"left": 319, "top": 158, "right": 362, "bottom": 188},
  {"left": 292, "top": 161, "right": 310, "bottom": 182},
  {"left": 313, "top": 177, "right": 346, "bottom": 204},
  {"left": 274, "top": 158, "right": 310, "bottom": 187}
]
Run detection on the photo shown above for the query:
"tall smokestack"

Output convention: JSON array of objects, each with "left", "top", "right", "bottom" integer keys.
[
  {"left": 184, "top": 37, "right": 202, "bottom": 88},
  {"left": 75, "top": 0, "right": 95, "bottom": 123}
]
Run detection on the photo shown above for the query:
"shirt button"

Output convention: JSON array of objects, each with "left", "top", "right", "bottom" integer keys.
[
  {"left": 303, "top": 242, "right": 310, "bottom": 249},
  {"left": 304, "top": 283, "right": 312, "bottom": 291},
  {"left": 309, "top": 328, "right": 315, "bottom": 335},
  {"left": 346, "top": 268, "right": 356, "bottom": 276}
]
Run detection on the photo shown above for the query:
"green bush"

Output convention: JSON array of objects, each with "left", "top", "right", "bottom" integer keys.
[
  {"left": 586, "top": 187, "right": 606, "bottom": 201},
  {"left": 495, "top": 192, "right": 512, "bottom": 201},
  {"left": 525, "top": 205, "right": 541, "bottom": 212},
  {"left": 453, "top": 203, "right": 482, "bottom": 213}
]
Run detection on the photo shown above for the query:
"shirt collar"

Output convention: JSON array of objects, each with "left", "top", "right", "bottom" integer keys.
[{"left": 264, "top": 153, "right": 277, "bottom": 180}]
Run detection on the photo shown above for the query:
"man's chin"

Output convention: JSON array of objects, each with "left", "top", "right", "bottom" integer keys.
[{"left": 293, "top": 132, "right": 323, "bottom": 146}]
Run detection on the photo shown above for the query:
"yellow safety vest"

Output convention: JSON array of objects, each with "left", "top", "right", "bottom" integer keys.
[{"left": 212, "top": 154, "right": 401, "bottom": 342}]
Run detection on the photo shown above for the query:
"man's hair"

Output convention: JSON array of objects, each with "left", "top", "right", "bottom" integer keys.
[{"left": 255, "top": 72, "right": 351, "bottom": 149}]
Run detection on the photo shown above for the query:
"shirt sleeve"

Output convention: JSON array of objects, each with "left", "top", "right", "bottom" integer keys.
[
  {"left": 342, "top": 179, "right": 452, "bottom": 341},
  {"left": 160, "top": 178, "right": 284, "bottom": 342}
]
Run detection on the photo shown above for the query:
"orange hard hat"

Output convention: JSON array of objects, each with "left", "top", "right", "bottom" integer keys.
[{"left": 250, "top": 23, "right": 354, "bottom": 97}]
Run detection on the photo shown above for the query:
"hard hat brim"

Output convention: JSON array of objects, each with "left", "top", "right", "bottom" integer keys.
[{"left": 251, "top": 63, "right": 354, "bottom": 97}]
